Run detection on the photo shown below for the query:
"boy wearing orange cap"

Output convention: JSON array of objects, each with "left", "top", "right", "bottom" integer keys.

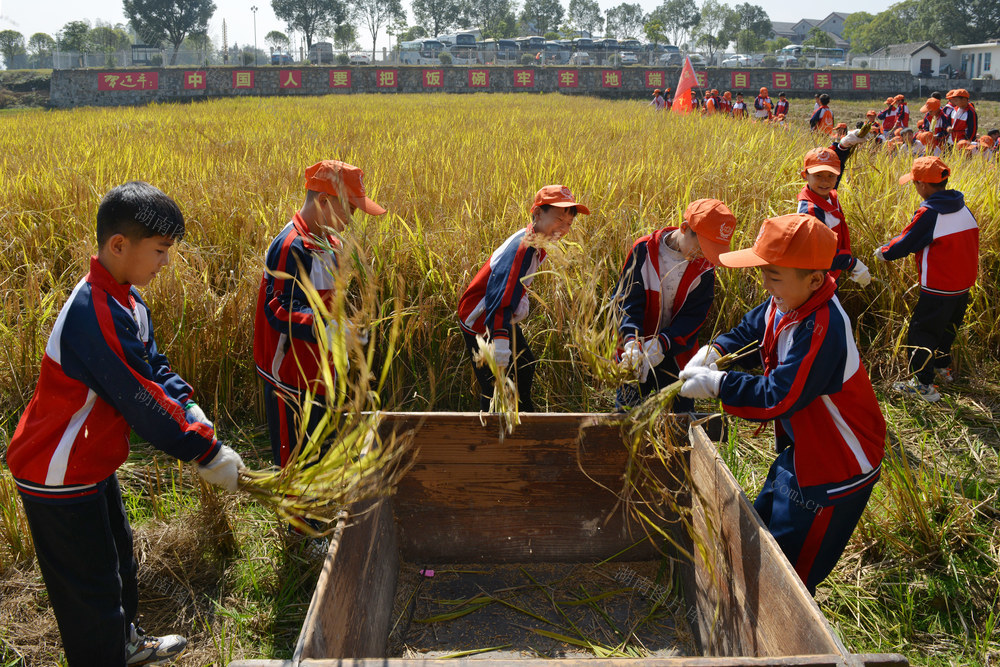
[
  {"left": 943, "top": 89, "right": 978, "bottom": 144},
  {"left": 720, "top": 91, "right": 733, "bottom": 115},
  {"left": 732, "top": 92, "right": 747, "bottom": 118},
  {"left": 679, "top": 214, "right": 886, "bottom": 595},
  {"left": 898, "top": 127, "right": 924, "bottom": 156},
  {"left": 808, "top": 93, "right": 834, "bottom": 134},
  {"left": 254, "top": 160, "right": 386, "bottom": 467},
  {"left": 918, "top": 96, "right": 951, "bottom": 142},
  {"left": 458, "top": 186, "right": 590, "bottom": 412},
  {"left": 613, "top": 199, "right": 737, "bottom": 411},
  {"left": 774, "top": 92, "right": 789, "bottom": 118},
  {"left": 877, "top": 97, "right": 899, "bottom": 140},
  {"left": 754, "top": 87, "right": 772, "bottom": 120},
  {"left": 650, "top": 88, "right": 666, "bottom": 110},
  {"left": 895, "top": 94, "right": 910, "bottom": 128},
  {"left": 874, "top": 156, "right": 979, "bottom": 401}
]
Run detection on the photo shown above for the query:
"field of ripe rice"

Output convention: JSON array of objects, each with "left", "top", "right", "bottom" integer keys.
[{"left": 0, "top": 94, "right": 998, "bottom": 665}]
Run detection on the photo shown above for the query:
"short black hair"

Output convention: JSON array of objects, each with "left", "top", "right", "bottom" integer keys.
[
  {"left": 795, "top": 267, "right": 827, "bottom": 279},
  {"left": 536, "top": 204, "right": 578, "bottom": 217},
  {"left": 989, "top": 129, "right": 1000, "bottom": 137},
  {"left": 931, "top": 91, "right": 943, "bottom": 100},
  {"left": 819, "top": 94, "right": 830, "bottom": 105},
  {"left": 96, "top": 181, "right": 185, "bottom": 247}
]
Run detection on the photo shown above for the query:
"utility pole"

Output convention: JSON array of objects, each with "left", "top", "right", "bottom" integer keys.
[
  {"left": 251, "top": 6, "right": 259, "bottom": 66},
  {"left": 222, "top": 19, "right": 228, "bottom": 64}
]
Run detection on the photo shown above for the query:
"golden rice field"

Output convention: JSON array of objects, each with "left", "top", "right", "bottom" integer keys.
[{"left": 1, "top": 94, "right": 999, "bottom": 665}]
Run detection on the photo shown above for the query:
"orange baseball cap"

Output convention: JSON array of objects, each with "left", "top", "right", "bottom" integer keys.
[
  {"left": 885, "top": 97, "right": 895, "bottom": 105},
  {"left": 759, "top": 87, "right": 768, "bottom": 96},
  {"left": 899, "top": 156, "right": 950, "bottom": 185},
  {"left": 866, "top": 109, "right": 878, "bottom": 118},
  {"left": 979, "top": 135, "right": 995, "bottom": 147},
  {"left": 653, "top": 89, "right": 661, "bottom": 94},
  {"left": 723, "top": 91, "right": 732, "bottom": 100},
  {"left": 946, "top": 88, "right": 969, "bottom": 99},
  {"left": 834, "top": 122, "right": 848, "bottom": 130},
  {"left": 895, "top": 94, "right": 905, "bottom": 102},
  {"left": 530, "top": 185, "right": 590, "bottom": 215},
  {"left": 304, "top": 160, "right": 386, "bottom": 215},
  {"left": 920, "top": 97, "right": 941, "bottom": 113},
  {"left": 956, "top": 139, "right": 971, "bottom": 150},
  {"left": 800, "top": 147, "right": 841, "bottom": 178},
  {"left": 916, "top": 131, "right": 934, "bottom": 145},
  {"left": 683, "top": 198, "right": 737, "bottom": 266},
  {"left": 718, "top": 214, "right": 835, "bottom": 270}
]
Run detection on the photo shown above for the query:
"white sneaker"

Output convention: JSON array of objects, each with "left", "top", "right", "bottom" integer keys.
[
  {"left": 126, "top": 623, "right": 187, "bottom": 665},
  {"left": 936, "top": 367, "right": 955, "bottom": 384},
  {"left": 893, "top": 378, "right": 941, "bottom": 403}
]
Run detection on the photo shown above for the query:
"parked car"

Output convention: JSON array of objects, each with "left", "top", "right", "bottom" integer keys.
[
  {"left": 568, "top": 51, "right": 591, "bottom": 65},
  {"left": 720, "top": 54, "right": 751, "bottom": 67},
  {"left": 619, "top": 51, "right": 639, "bottom": 65},
  {"left": 774, "top": 54, "right": 798, "bottom": 66},
  {"left": 349, "top": 53, "right": 371, "bottom": 65},
  {"left": 658, "top": 51, "right": 683, "bottom": 66},
  {"left": 271, "top": 52, "right": 293, "bottom": 65}
]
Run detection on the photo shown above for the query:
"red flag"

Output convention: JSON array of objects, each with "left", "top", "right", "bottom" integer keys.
[{"left": 674, "top": 55, "right": 698, "bottom": 114}]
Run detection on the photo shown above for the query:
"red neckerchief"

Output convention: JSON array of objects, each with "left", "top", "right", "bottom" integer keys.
[
  {"left": 292, "top": 212, "right": 342, "bottom": 251},
  {"left": 798, "top": 185, "right": 845, "bottom": 226},
  {"left": 760, "top": 275, "right": 837, "bottom": 374}
]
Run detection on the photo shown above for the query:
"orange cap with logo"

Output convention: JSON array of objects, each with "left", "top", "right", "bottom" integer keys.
[
  {"left": 980, "top": 135, "right": 995, "bottom": 147},
  {"left": 916, "top": 130, "right": 934, "bottom": 145},
  {"left": 834, "top": 122, "right": 848, "bottom": 130},
  {"left": 530, "top": 185, "right": 590, "bottom": 215},
  {"left": 898, "top": 156, "right": 950, "bottom": 185},
  {"left": 759, "top": 87, "right": 768, "bottom": 96},
  {"left": 718, "top": 214, "right": 836, "bottom": 270},
  {"left": 683, "top": 198, "right": 737, "bottom": 266},
  {"left": 920, "top": 97, "right": 941, "bottom": 113},
  {"left": 304, "top": 160, "right": 386, "bottom": 215},
  {"left": 895, "top": 94, "right": 905, "bottom": 103},
  {"left": 885, "top": 97, "right": 895, "bottom": 105},
  {"left": 800, "top": 147, "right": 841, "bottom": 178},
  {"left": 946, "top": 88, "right": 970, "bottom": 99},
  {"left": 866, "top": 109, "right": 878, "bottom": 118}
]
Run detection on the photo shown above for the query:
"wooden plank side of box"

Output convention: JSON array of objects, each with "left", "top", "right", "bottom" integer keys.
[
  {"left": 687, "top": 425, "right": 846, "bottom": 658},
  {"left": 377, "top": 412, "right": 682, "bottom": 562}
]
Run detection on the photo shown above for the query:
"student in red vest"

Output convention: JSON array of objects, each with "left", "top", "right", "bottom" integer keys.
[
  {"left": 943, "top": 89, "right": 978, "bottom": 144},
  {"left": 877, "top": 97, "right": 899, "bottom": 140},
  {"left": 614, "top": 199, "right": 737, "bottom": 411},
  {"left": 754, "top": 86, "right": 773, "bottom": 120},
  {"left": 918, "top": 96, "right": 951, "bottom": 143},
  {"left": 895, "top": 94, "right": 910, "bottom": 128},
  {"left": 732, "top": 92, "right": 748, "bottom": 118},
  {"left": 720, "top": 90, "right": 733, "bottom": 114},
  {"left": 774, "top": 92, "right": 789, "bottom": 117},
  {"left": 809, "top": 94, "right": 835, "bottom": 134}
]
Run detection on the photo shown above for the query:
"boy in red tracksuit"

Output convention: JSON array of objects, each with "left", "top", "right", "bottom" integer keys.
[
  {"left": 5, "top": 182, "right": 244, "bottom": 666},
  {"left": 774, "top": 92, "right": 789, "bottom": 118},
  {"left": 613, "top": 198, "right": 737, "bottom": 411},
  {"left": 919, "top": 96, "right": 951, "bottom": 142},
  {"left": 943, "top": 88, "right": 978, "bottom": 144},
  {"left": 795, "top": 131, "right": 872, "bottom": 284},
  {"left": 679, "top": 214, "right": 886, "bottom": 595},
  {"left": 732, "top": 93, "right": 748, "bottom": 118},
  {"left": 895, "top": 94, "right": 910, "bottom": 128},
  {"left": 254, "top": 160, "right": 386, "bottom": 467},
  {"left": 457, "top": 185, "right": 591, "bottom": 412},
  {"left": 754, "top": 87, "right": 772, "bottom": 120},
  {"left": 874, "top": 156, "right": 979, "bottom": 402},
  {"left": 877, "top": 97, "right": 898, "bottom": 140}
]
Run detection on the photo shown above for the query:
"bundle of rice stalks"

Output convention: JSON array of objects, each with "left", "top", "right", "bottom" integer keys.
[{"left": 234, "top": 233, "right": 416, "bottom": 536}]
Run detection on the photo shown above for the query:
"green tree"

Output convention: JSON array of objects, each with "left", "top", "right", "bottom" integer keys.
[
  {"left": 354, "top": 0, "right": 405, "bottom": 59},
  {"left": 59, "top": 20, "right": 92, "bottom": 67},
  {"left": 334, "top": 23, "right": 361, "bottom": 49},
  {"left": 412, "top": 0, "right": 464, "bottom": 38},
  {"left": 649, "top": 0, "right": 699, "bottom": 47},
  {"left": 0, "top": 30, "right": 26, "bottom": 69},
  {"left": 841, "top": 11, "right": 873, "bottom": 52},
  {"left": 28, "top": 32, "right": 56, "bottom": 68},
  {"left": 643, "top": 19, "right": 667, "bottom": 46},
  {"left": 265, "top": 29, "right": 290, "bottom": 52},
  {"left": 733, "top": 28, "right": 762, "bottom": 54},
  {"left": 803, "top": 26, "right": 835, "bottom": 49},
  {"left": 763, "top": 36, "right": 789, "bottom": 53},
  {"left": 123, "top": 0, "right": 216, "bottom": 65},
  {"left": 396, "top": 25, "right": 428, "bottom": 41},
  {"left": 90, "top": 23, "right": 132, "bottom": 57},
  {"left": 724, "top": 2, "right": 769, "bottom": 51},
  {"left": 604, "top": 3, "right": 645, "bottom": 39},
  {"left": 461, "top": 0, "right": 518, "bottom": 39},
  {"left": 272, "top": 0, "right": 348, "bottom": 48},
  {"left": 566, "top": 0, "right": 602, "bottom": 36},
  {"left": 693, "top": 0, "right": 734, "bottom": 60},
  {"left": 520, "top": 0, "right": 565, "bottom": 35}
]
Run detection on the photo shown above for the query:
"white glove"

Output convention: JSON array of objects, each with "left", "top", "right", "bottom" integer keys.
[
  {"left": 620, "top": 339, "right": 642, "bottom": 372},
  {"left": 873, "top": 247, "right": 886, "bottom": 262},
  {"left": 511, "top": 295, "right": 530, "bottom": 324},
  {"left": 838, "top": 129, "right": 866, "bottom": 149},
  {"left": 325, "top": 321, "right": 367, "bottom": 347},
  {"left": 685, "top": 344, "right": 721, "bottom": 372},
  {"left": 678, "top": 367, "right": 725, "bottom": 399},
  {"left": 198, "top": 444, "right": 245, "bottom": 493},
  {"left": 184, "top": 401, "right": 213, "bottom": 429},
  {"left": 849, "top": 259, "right": 871, "bottom": 286},
  {"left": 493, "top": 337, "right": 511, "bottom": 368},
  {"left": 642, "top": 338, "right": 665, "bottom": 368}
]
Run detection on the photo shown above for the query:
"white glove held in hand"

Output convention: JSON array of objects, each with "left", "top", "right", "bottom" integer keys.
[
  {"left": 849, "top": 259, "right": 871, "bottom": 286},
  {"left": 685, "top": 344, "right": 721, "bottom": 372},
  {"left": 678, "top": 367, "right": 726, "bottom": 399},
  {"left": 839, "top": 128, "right": 867, "bottom": 149},
  {"left": 185, "top": 402, "right": 213, "bottom": 429},
  {"left": 493, "top": 337, "right": 511, "bottom": 368},
  {"left": 873, "top": 247, "right": 886, "bottom": 262},
  {"left": 620, "top": 339, "right": 642, "bottom": 372},
  {"left": 198, "top": 444, "right": 245, "bottom": 493},
  {"left": 642, "top": 338, "right": 665, "bottom": 369},
  {"left": 511, "top": 295, "right": 530, "bottom": 324}
]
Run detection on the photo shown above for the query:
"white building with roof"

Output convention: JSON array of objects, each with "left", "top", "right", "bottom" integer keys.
[
  {"left": 951, "top": 40, "right": 1000, "bottom": 78},
  {"left": 866, "top": 41, "right": 947, "bottom": 76}
]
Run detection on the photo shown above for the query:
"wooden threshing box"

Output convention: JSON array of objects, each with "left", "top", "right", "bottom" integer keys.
[{"left": 230, "top": 412, "right": 907, "bottom": 667}]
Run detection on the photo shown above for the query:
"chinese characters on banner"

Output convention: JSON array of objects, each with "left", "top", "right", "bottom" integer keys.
[
  {"left": 376, "top": 70, "right": 398, "bottom": 88},
  {"left": 513, "top": 69, "right": 534, "bottom": 87},
  {"left": 852, "top": 73, "right": 870, "bottom": 90},
  {"left": 695, "top": 71, "right": 707, "bottom": 88},
  {"left": 232, "top": 71, "right": 255, "bottom": 89},
  {"left": 602, "top": 70, "right": 621, "bottom": 88},
  {"left": 813, "top": 72, "right": 832, "bottom": 89},
  {"left": 644, "top": 71, "right": 665, "bottom": 88},
  {"left": 329, "top": 70, "right": 351, "bottom": 88},
  {"left": 183, "top": 71, "right": 206, "bottom": 90},
  {"left": 730, "top": 71, "right": 749, "bottom": 89},
  {"left": 772, "top": 72, "right": 791, "bottom": 89},
  {"left": 557, "top": 70, "right": 579, "bottom": 87},
  {"left": 98, "top": 72, "right": 159, "bottom": 91},
  {"left": 422, "top": 69, "right": 443, "bottom": 87},
  {"left": 279, "top": 70, "right": 302, "bottom": 89},
  {"left": 468, "top": 69, "right": 489, "bottom": 87}
]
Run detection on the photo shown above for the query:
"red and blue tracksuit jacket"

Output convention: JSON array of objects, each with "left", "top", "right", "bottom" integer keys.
[
  {"left": 712, "top": 276, "right": 886, "bottom": 501},
  {"left": 877, "top": 106, "right": 898, "bottom": 133},
  {"left": 877, "top": 190, "right": 978, "bottom": 297},
  {"left": 897, "top": 103, "right": 910, "bottom": 127},
  {"left": 943, "top": 103, "right": 977, "bottom": 143},
  {"left": 613, "top": 228, "right": 715, "bottom": 367},
  {"left": 254, "top": 213, "right": 342, "bottom": 396},
  {"left": 919, "top": 109, "right": 951, "bottom": 139},
  {"left": 458, "top": 227, "right": 545, "bottom": 342},
  {"left": 6, "top": 257, "right": 219, "bottom": 504},
  {"left": 774, "top": 99, "right": 789, "bottom": 117},
  {"left": 796, "top": 140, "right": 857, "bottom": 279}
]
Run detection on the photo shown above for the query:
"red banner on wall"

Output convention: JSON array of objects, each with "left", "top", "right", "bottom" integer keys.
[{"left": 99, "top": 72, "right": 159, "bottom": 90}]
